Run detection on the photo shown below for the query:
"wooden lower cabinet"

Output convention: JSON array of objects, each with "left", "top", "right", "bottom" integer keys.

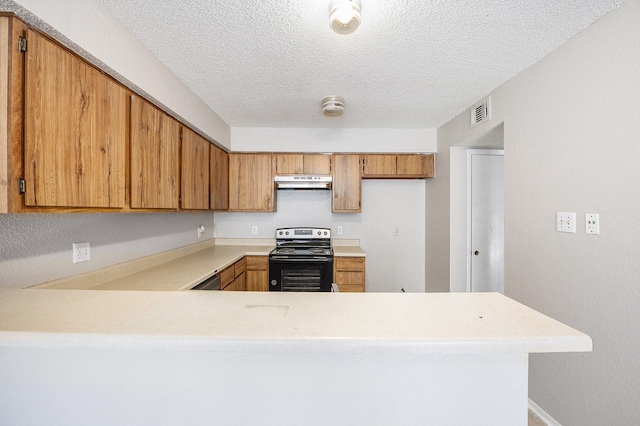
[
  {"left": 221, "top": 257, "right": 247, "bottom": 291},
  {"left": 334, "top": 256, "right": 366, "bottom": 292},
  {"left": 246, "top": 256, "right": 269, "bottom": 291}
]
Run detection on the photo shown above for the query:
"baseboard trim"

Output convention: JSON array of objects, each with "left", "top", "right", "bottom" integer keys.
[{"left": 529, "top": 399, "right": 562, "bottom": 426}]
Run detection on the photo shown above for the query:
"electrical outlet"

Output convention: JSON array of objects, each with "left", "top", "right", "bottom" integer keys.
[
  {"left": 337, "top": 226, "right": 343, "bottom": 235},
  {"left": 393, "top": 226, "right": 400, "bottom": 237},
  {"left": 556, "top": 212, "right": 576, "bottom": 233},
  {"left": 251, "top": 226, "right": 258, "bottom": 235},
  {"left": 586, "top": 213, "right": 600, "bottom": 235},
  {"left": 197, "top": 225, "right": 205, "bottom": 238},
  {"left": 72, "top": 242, "right": 90, "bottom": 264}
]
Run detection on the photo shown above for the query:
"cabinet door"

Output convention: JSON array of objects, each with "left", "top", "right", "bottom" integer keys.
[
  {"left": 303, "top": 154, "right": 331, "bottom": 175},
  {"left": 130, "top": 96, "right": 179, "bottom": 209},
  {"left": 210, "top": 145, "right": 229, "bottom": 210},
  {"left": 334, "top": 257, "right": 366, "bottom": 292},
  {"left": 180, "top": 127, "right": 210, "bottom": 210},
  {"left": 24, "top": 29, "right": 126, "bottom": 208},
  {"left": 228, "top": 154, "right": 275, "bottom": 212},
  {"left": 332, "top": 154, "right": 361, "bottom": 213},
  {"left": 246, "top": 256, "right": 269, "bottom": 291},
  {"left": 362, "top": 154, "right": 396, "bottom": 178},
  {"left": 275, "top": 154, "right": 303, "bottom": 174},
  {"left": 396, "top": 154, "right": 434, "bottom": 177}
]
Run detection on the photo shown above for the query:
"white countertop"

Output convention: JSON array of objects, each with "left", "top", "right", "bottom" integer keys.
[
  {"left": 0, "top": 289, "right": 592, "bottom": 355},
  {"left": 33, "top": 239, "right": 365, "bottom": 291}
]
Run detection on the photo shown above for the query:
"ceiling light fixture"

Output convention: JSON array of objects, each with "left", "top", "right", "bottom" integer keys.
[
  {"left": 322, "top": 95, "right": 345, "bottom": 117},
  {"left": 329, "top": 0, "right": 361, "bottom": 35}
]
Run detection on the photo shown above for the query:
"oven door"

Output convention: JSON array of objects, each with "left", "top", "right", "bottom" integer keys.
[{"left": 269, "top": 256, "right": 334, "bottom": 292}]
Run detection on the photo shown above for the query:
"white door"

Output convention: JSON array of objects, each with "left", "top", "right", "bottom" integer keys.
[{"left": 467, "top": 150, "right": 504, "bottom": 293}]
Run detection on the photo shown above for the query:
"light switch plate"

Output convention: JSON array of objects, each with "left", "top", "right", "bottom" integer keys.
[
  {"left": 586, "top": 213, "right": 600, "bottom": 235},
  {"left": 556, "top": 212, "right": 576, "bottom": 233}
]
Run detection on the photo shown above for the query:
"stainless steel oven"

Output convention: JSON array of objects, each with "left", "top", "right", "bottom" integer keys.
[{"left": 269, "top": 227, "right": 333, "bottom": 292}]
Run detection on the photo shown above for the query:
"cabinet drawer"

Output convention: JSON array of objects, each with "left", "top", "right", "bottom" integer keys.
[
  {"left": 335, "top": 257, "right": 365, "bottom": 271},
  {"left": 234, "top": 257, "right": 246, "bottom": 277},
  {"left": 220, "top": 266, "right": 235, "bottom": 288},
  {"left": 335, "top": 271, "right": 364, "bottom": 285},
  {"left": 247, "top": 256, "right": 268, "bottom": 270}
]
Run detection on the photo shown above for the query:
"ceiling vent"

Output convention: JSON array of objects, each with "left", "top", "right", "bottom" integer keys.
[{"left": 470, "top": 97, "right": 491, "bottom": 128}]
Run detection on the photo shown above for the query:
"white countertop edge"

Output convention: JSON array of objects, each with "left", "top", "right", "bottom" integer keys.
[{"left": 0, "top": 332, "right": 592, "bottom": 355}]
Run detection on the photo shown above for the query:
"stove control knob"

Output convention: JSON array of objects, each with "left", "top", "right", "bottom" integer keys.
[
  {"left": 324, "top": 231, "right": 328, "bottom": 235},
  {"left": 271, "top": 280, "right": 277, "bottom": 286},
  {"left": 317, "top": 231, "right": 321, "bottom": 235},
  {"left": 278, "top": 231, "right": 283, "bottom": 236},
  {"left": 285, "top": 231, "right": 289, "bottom": 235}
]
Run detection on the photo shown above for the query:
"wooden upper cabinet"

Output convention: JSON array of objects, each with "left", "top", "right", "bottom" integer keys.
[
  {"left": 228, "top": 153, "right": 276, "bottom": 212},
  {"left": 275, "top": 154, "right": 304, "bottom": 174},
  {"left": 23, "top": 29, "right": 126, "bottom": 208},
  {"left": 363, "top": 154, "right": 396, "bottom": 176},
  {"left": 362, "top": 154, "right": 434, "bottom": 178},
  {"left": 396, "top": 154, "right": 434, "bottom": 177},
  {"left": 275, "top": 154, "right": 331, "bottom": 175},
  {"left": 209, "top": 145, "right": 229, "bottom": 211},
  {"left": 130, "top": 95, "right": 179, "bottom": 209},
  {"left": 303, "top": 154, "right": 331, "bottom": 174},
  {"left": 180, "top": 127, "right": 210, "bottom": 210},
  {"left": 332, "top": 154, "right": 361, "bottom": 213}
]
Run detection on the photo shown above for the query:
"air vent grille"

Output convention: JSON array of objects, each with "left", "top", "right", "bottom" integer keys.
[{"left": 470, "top": 97, "right": 491, "bottom": 128}]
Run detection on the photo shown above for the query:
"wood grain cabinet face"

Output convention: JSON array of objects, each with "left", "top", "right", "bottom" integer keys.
[
  {"left": 228, "top": 153, "right": 276, "bottom": 212},
  {"left": 24, "top": 29, "right": 126, "bottom": 208},
  {"left": 209, "top": 145, "right": 229, "bottom": 210},
  {"left": 332, "top": 154, "right": 361, "bottom": 213},
  {"left": 246, "top": 256, "right": 269, "bottom": 291},
  {"left": 363, "top": 155, "right": 396, "bottom": 176},
  {"left": 275, "top": 154, "right": 331, "bottom": 175},
  {"left": 334, "top": 257, "right": 366, "bottom": 292},
  {"left": 130, "top": 95, "right": 179, "bottom": 209},
  {"left": 180, "top": 127, "right": 210, "bottom": 210},
  {"left": 396, "top": 154, "right": 434, "bottom": 177},
  {"left": 362, "top": 154, "right": 434, "bottom": 179}
]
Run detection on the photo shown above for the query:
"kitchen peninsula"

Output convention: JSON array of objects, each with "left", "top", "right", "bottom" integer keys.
[{"left": 0, "top": 289, "right": 591, "bottom": 425}]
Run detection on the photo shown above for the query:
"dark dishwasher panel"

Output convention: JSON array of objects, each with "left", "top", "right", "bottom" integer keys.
[{"left": 190, "top": 274, "right": 221, "bottom": 290}]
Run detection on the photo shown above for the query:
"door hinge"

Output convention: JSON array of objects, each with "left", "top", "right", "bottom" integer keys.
[
  {"left": 18, "top": 36, "right": 27, "bottom": 53},
  {"left": 18, "top": 178, "right": 26, "bottom": 194}
]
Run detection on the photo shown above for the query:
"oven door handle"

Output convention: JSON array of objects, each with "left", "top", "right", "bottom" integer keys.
[{"left": 269, "top": 256, "right": 334, "bottom": 262}]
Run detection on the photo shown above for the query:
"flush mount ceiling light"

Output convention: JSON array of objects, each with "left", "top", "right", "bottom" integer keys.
[
  {"left": 322, "top": 95, "right": 345, "bottom": 117},
  {"left": 329, "top": 0, "right": 361, "bottom": 35}
]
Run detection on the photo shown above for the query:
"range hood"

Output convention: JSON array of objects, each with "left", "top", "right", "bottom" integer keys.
[{"left": 274, "top": 175, "right": 332, "bottom": 190}]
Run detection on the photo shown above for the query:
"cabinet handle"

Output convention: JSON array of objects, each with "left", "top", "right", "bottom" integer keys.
[{"left": 474, "top": 250, "right": 479, "bottom": 256}]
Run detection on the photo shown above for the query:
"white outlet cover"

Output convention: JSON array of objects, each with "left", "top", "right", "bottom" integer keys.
[
  {"left": 556, "top": 212, "right": 576, "bottom": 233},
  {"left": 72, "top": 242, "right": 91, "bottom": 263}
]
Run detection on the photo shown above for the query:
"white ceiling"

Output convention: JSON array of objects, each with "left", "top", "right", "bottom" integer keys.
[{"left": 97, "top": 0, "right": 624, "bottom": 129}]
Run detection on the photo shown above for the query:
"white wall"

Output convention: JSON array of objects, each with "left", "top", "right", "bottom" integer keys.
[
  {"left": 1, "top": 0, "right": 230, "bottom": 147},
  {"left": 231, "top": 127, "right": 436, "bottom": 153},
  {"left": 0, "top": 213, "right": 214, "bottom": 288},
  {"left": 435, "top": 0, "right": 640, "bottom": 423}
]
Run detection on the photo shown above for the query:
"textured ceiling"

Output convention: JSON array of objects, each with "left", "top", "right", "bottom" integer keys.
[{"left": 97, "top": 0, "right": 624, "bottom": 129}]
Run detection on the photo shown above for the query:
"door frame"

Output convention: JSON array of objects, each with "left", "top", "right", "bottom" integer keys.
[{"left": 466, "top": 149, "right": 504, "bottom": 292}]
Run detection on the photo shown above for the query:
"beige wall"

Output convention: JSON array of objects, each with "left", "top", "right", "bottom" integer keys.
[{"left": 436, "top": 0, "right": 640, "bottom": 423}]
